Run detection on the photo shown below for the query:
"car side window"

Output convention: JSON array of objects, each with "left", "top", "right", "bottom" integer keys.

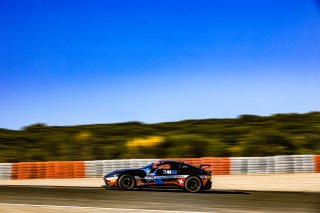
[{"left": 158, "top": 163, "right": 171, "bottom": 169}]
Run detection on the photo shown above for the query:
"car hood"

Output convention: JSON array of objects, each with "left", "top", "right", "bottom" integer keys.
[{"left": 104, "top": 168, "right": 144, "bottom": 177}]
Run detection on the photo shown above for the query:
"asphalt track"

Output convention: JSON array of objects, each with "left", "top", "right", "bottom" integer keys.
[{"left": 0, "top": 185, "right": 319, "bottom": 212}]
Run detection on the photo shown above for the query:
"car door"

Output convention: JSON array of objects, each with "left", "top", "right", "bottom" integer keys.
[
  {"left": 143, "top": 162, "right": 160, "bottom": 185},
  {"left": 155, "top": 162, "right": 179, "bottom": 184}
]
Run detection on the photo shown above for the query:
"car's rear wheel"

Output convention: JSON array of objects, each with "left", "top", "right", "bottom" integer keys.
[
  {"left": 184, "top": 176, "right": 202, "bottom": 193},
  {"left": 118, "top": 174, "right": 135, "bottom": 190}
]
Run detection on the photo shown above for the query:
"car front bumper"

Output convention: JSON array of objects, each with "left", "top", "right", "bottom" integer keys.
[{"left": 102, "top": 177, "right": 117, "bottom": 189}]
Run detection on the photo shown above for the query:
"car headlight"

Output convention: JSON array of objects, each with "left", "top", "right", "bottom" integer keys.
[{"left": 105, "top": 172, "right": 119, "bottom": 178}]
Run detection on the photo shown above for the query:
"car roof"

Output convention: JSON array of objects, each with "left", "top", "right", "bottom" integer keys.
[{"left": 158, "top": 160, "right": 201, "bottom": 169}]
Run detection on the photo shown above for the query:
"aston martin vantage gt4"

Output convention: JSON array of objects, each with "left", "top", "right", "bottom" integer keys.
[{"left": 103, "top": 160, "right": 212, "bottom": 192}]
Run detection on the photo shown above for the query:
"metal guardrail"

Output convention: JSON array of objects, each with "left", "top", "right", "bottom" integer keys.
[
  {"left": 230, "top": 155, "right": 315, "bottom": 174},
  {"left": 0, "top": 163, "right": 11, "bottom": 179}
]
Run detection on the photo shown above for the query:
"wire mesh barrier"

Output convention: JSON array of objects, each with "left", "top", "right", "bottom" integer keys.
[
  {"left": 0, "top": 155, "right": 319, "bottom": 179},
  {"left": 10, "top": 161, "right": 85, "bottom": 179},
  {"left": 315, "top": 155, "right": 320, "bottom": 173}
]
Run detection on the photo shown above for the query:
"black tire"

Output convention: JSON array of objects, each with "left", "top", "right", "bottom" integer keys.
[
  {"left": 118, "top": 174, "right": 135, "bottom": 190},
  {"left": 184, "top": 176, "right": 202, "bottom": 193}
]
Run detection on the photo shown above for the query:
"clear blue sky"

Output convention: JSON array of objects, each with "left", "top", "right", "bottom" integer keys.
[{"left": 1, "top": 0, "right": 320, "bottom": 130}]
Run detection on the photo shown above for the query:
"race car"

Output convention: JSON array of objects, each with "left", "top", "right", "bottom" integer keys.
[{"left": 103, "top": 160, "right": 212, "bottom": 192}]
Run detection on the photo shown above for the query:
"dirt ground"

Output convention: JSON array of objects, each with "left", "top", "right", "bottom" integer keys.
[{"left": 1, "top": 173, "right": 319, "bottom": 192}]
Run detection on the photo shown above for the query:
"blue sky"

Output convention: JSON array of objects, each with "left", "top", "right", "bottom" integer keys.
[{"left": 1, "top": 0, "right": 320, "bottom": 129}]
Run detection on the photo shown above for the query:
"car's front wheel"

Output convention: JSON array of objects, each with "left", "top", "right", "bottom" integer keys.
[
  {"left": 184, "top": 176, "right": 202, "bottom": 193},
  {"left": 118, "top": 174, "right": 135, "bottom": 190}
]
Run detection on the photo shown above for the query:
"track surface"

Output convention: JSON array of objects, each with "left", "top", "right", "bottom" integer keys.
[{"left": 0, "top": 186, "right": 319, "bottom": 212}]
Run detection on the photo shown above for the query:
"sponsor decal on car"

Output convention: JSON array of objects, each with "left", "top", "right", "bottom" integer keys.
[{"left": 163, "top": 170, "right": 178, "bottom": 175}]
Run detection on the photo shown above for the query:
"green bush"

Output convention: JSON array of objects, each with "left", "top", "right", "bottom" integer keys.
[{"left": 0, "top": 112, "right": 319, "bottom": 162}]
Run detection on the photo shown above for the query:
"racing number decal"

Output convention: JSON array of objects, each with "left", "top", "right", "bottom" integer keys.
[
  {"left": 147, "top": 173, "right": 155, "bottom": 180},
  {"left": 145, "top": 169, "right": 164, "bottom": 184}
]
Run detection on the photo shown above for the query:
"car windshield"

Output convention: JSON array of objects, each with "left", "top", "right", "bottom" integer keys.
[{"left": 142, "top": 161, "right": 161, "bottom": 169}]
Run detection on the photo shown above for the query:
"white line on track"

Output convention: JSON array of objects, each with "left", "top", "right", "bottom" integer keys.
[{"left": 0, "top": 203, "right": 210, "bottom": 213}]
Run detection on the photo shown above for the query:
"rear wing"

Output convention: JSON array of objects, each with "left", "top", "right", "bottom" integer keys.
[{"left": 199, "top": 164, "right": 211, "bottom": 170}]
